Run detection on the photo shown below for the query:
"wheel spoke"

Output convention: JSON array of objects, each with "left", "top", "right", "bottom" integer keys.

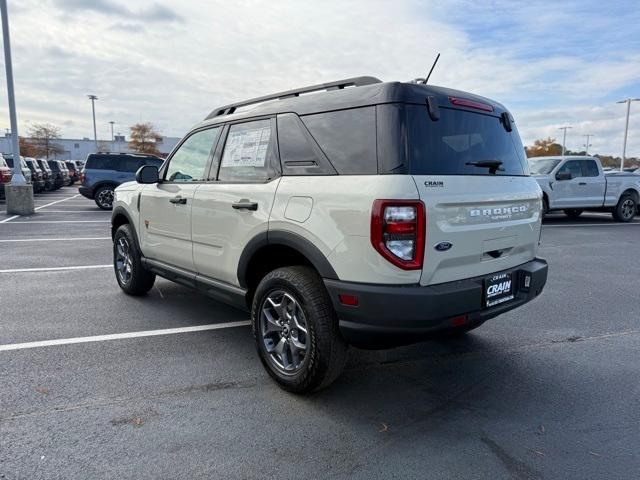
[{"left": 262, "top": 309, "right": 283, "bottom": 334}]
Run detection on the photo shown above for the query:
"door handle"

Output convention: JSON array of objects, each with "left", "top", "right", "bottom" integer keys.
[
  {"left": 232, "top": 199, "right": 258, "bottom": 211},
  {"left": 169, "top": 196, "right": 187, "bottom": 205},
  {"left": 578, "top": 182, "right": 587, "bottom": 186}
]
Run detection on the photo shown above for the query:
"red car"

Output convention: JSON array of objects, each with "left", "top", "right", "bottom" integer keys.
[{"left": 0, "top": 154, "right": 13, "bottom": 199}]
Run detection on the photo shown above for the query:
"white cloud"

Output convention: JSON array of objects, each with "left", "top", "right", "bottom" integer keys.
[{"left": 0, "top": 0, "right": 638, "bottom": 157}]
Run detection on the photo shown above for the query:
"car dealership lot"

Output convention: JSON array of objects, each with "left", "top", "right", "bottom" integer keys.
[{"left": 1, "top": 188, "right": 639, "bottom": 480}]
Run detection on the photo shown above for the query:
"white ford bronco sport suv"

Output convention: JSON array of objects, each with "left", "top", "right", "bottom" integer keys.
[{"left": 111, "top": 77, "right": 548, "bottom": 393}]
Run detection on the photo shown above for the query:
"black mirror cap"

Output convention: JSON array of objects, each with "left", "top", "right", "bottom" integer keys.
[
  {"left": 555, "top": 171, "right": 572, "bottom": 181},
  {"left": 136, "top": 165, "right": 159, "bottom": 184}
]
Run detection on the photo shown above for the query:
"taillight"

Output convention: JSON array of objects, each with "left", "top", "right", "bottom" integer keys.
[
  {"left": 371, "top": 200, "right": 425, "bottom": 270},
  {"left": 80, "top": 172, "right": 86, "bottom": 183},
  {"left": 0, "top": 169, "right": 12, "bottom": 182}
]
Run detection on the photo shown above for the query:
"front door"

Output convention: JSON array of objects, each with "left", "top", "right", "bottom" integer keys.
[
  {"left": 139, "top": 127, "right": 222, "bottom": 271},
  {"left": 552, "top": 160, "right": 584, "bottom": 208}
]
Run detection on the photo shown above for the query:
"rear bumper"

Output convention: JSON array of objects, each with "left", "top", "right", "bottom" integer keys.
[
  {"left": 79, "top": 186, "right": 93, "bottom": 199},
  {"left": 324, "top": 258, "right": 548, "bottom": 347}
]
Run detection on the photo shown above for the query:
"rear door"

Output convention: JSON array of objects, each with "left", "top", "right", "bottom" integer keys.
[
  {"left": 578, "top": 159, "right": 606, "bottom": 207},
  {"left": 403, "top": 103, "right": 542, "bottom": 286},
  {"left": 192, "top": 118, "right": 280, "bottom": 286},
  {"left": 139, "top": 127, "right": 221, "bottom": 271}
]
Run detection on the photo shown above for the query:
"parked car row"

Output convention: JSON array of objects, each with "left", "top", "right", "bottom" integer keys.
[{"left": 0, "top": 153, "right": 83, "bottom": 195}]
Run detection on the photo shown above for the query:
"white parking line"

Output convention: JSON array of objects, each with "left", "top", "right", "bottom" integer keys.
[
  {"left": 5, "top": 220, "right": 110, "bottom": 224},
  {"left": 0, "top": 264, "right": 111, "bottom": 273},
  {"left": 543, "top": 223, "right": 640, "bottom": 228},
  {"left": 0, "top": 194, "right": 80, "bottom": 223},
  {"left": 0, "top": 237, "right": 111, "bottom": 243},
  {"left": 0, "top": 321, "right": 251, "bottom": 352},
  {"left": 35, "top": 210, "right": 110, "bottom": 213}
]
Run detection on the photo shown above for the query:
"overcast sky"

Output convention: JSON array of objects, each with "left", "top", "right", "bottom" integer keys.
[{"left": 1, "top": 0, "right": 639, "bottom": 156}]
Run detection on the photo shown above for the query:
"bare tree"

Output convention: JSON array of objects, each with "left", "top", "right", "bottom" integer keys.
[
  {"left": 128, "top": 123, "right": 162, "bottom": 156},
  {"left": 27, "top": 123, "right": 65, "bottom": 159}
]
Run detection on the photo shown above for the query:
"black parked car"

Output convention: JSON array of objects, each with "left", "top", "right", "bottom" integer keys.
[
  {"left": 36, "top": 159, "right": 55, "bottom": 191},
  {"left": 65, "top": 161, "right": 80, "bottom": 184},
  {"left": 46, "top": 160, "right": 67, "bottom": 189},
  {"left": 25, "top": 158, "right": 45, "bottom": 192}
]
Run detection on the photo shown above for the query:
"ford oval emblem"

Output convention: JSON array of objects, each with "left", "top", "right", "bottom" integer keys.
[{"left": 434, "top": 241, "right": 453, "bottom": 252}]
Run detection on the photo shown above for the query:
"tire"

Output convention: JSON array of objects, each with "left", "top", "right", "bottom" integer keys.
[
  {"left": 563, "top": 209, "right": 583, "bottom": 219},
  {"left": 612, "top": 195, "right": 637, "bottom": 222},
  {"left": 113, "top": 224, "right": 155, "bottom": 296},
  {"left": 95, "top": 185, "right": 115, "bottom": 210},
  {"left": 251, "top": 266, "right": 348, "bottom": 394}
]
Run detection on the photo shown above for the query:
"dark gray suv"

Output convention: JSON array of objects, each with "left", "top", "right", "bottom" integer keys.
[{"left": 79, "top": 153, "right": 164, "bottom": 209}]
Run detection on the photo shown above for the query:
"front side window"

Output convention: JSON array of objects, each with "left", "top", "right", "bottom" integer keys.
[
  {"left": 165, "top": 127, "right": 220, "bottom": 182},
  {"left": 557, "top": 160, "right": 583, "bottom": 179},
  {"left": 219, "top": 119, "right": 274, "bottom": 182}
]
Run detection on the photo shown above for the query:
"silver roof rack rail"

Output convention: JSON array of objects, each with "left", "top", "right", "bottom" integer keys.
[{"left": 205, "top": 76, "right": 382, "bottom": 120}]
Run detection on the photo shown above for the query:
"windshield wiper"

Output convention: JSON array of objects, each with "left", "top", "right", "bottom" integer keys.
[{"left": 465, "top": 160, "right": 504, "bottom": 174}]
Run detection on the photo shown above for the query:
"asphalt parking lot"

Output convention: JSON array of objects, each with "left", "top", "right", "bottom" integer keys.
[{"left": 1, "top": 188, "right": 639, "bottom": 480}]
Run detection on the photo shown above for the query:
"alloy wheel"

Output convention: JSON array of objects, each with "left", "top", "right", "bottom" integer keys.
[
  {"left": 260, "top": 290, "right": 308, "bottom": 374},
  {"left": 115, "top": 236, "right": 133, "bottom": 285},
  {"left": 621, "top": 199, "right": 635, "bottom": 220},
  {"left": 97, "top": 188, "right": 114, "bottom": 209}
]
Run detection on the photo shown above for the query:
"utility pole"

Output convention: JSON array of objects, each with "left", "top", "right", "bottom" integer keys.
[
  {"left": 88, "top": 94, "right": 98, "bottom": 151},
  {"left": 616, "top": 98, "right": 639, "bottom": 171},
  {"left": 1, "top": 0, "right": 33, "bottom": 214},
  {"left": 583, "top": 134, "right": 593, "bottom": 155},
  {"left": 109, "top": 120, "right": 115, "bottom": 152},
  {"left": 558, "top": 126, "right": 572, "bottom": 156}
]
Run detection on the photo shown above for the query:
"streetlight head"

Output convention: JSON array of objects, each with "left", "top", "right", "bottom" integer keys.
[{"left": 87, "top": 94, "right": 98, "bottom": 100}]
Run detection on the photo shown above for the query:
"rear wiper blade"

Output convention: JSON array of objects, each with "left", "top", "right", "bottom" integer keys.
[{"left": 465, "top": 160, "right": 504, "bottom": 173}]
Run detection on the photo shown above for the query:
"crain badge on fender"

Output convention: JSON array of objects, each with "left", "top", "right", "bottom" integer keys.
[{"left": 434, "top": 241, "right": 453, "bottom": 252}]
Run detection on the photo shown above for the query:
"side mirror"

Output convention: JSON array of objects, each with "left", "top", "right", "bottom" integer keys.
[
  {"left": 136, "top": 165, "right": 159, "bottom": 184},
  {"left": 555, "top": 171, "right": 572, "bottom": 181}
]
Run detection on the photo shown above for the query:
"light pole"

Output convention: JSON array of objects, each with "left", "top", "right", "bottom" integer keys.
[
  {"left": 109, "top": 120, "right": 115, "bottom": 152},
  {"left": 558, "top": 126, "right": 572, "bottom": 156},
  {"left": 1, "top": 0, "right": 33, "bottom": 215},
  {"left": 583, "top": 134, "right": 593, "bottom": 155},
  {"left": 617, "top": 98, "right": 639, "bottom": 171},
  {"left": 1, "top": 0, "right": 24, "bottom": 185},
  {"left": 88, "top": 94, "right": 98, "bottom": 151}
]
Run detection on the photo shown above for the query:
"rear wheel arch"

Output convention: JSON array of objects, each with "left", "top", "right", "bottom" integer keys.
[
  {"left": 621, "top": 188, "right": 639, "bottom": 203},
  {"left": 238, "top": 230, "right": 339, "bottom": 302}
]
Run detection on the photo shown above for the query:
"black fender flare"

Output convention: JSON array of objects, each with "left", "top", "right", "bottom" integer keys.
[
  {"left": 237, "top": 230, "right": 339, "bottom": 288},
  {"left": 111, "top": 206, "right": 142, "bottom": 252}
]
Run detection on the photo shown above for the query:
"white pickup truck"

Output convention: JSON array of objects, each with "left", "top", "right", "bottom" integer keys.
[{"left": 529, "top": 156, "right": 640, "bottom": 222}]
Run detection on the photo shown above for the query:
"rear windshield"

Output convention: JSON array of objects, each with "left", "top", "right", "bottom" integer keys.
[{"left": 407, "top": 106, "right": 528, "bottom": 176}]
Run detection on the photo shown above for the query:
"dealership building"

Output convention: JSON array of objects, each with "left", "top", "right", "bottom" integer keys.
[{"left": 0, "top": 132, "right": 181, "bottom": 160}]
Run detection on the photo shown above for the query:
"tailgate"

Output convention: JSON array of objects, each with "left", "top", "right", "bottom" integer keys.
[{"left": 414, "top": 175, "right": 542, "bottom": 286}]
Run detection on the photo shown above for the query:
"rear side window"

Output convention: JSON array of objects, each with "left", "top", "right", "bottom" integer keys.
[
  {"left": 219, "top": 119, "right": 276, "bottom": 182},
  {"left": 85, "top": 155, "right": 117, "bottom": 170},
  {"left": 581, "top": 160, "right": 599, "bottom": 177},
  {"left": 302, "top": 107, "right": 377, "bottom": 174},
  {"left": 407, "top": 106, "right": 527, "bottom": 176},
  {"left": 116, "top": 158, "right": 143, "bottom": 173},
  {"left": 277, "top": 113, "right": 336, "bottom": 176}
]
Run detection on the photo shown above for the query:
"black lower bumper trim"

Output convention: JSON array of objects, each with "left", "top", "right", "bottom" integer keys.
[{"left": 324, "top": 258, "right": 548, "bottom": 347}]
